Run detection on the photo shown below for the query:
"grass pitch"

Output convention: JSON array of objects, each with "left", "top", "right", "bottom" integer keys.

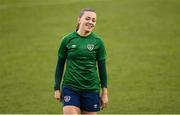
[{"left": 0, "top": 0, "right": 180, "bottom": 114}]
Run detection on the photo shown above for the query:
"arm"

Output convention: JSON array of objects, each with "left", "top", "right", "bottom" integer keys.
[
  {"left": 54, "top": 57, "right": 66, "bottom": 100},
  {"left": 98, "top": 59, "right": 107, "bottom": 88},
  {"left": 54, "top": 36, "right": 68, "bottom": 100},
  {"left": 98, "top": 59, "right": 108, "bottom": 109},
  {"left": 54, "top": 57, "right": 66, "bottom": 90}
]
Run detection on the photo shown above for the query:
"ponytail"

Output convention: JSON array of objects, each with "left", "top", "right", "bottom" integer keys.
[{"left": 76, "top": 23, "right": 80, "bottom": 32}]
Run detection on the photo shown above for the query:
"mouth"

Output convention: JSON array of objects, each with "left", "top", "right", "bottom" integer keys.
[{"left": 85, "top": 23, "right": 94, "bottom": 29}]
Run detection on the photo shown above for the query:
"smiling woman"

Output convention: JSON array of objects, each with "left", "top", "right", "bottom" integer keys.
[
  {"left": 54, "top": 8, "right": 108, "bottom": 114},
  {"left": 76, "top": 8, "right": 96, "bottom": 34}
]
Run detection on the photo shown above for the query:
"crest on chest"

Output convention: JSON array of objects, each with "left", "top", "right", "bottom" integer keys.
[{"left": 87, "top": 44, "right": 94, "bottom": 51}]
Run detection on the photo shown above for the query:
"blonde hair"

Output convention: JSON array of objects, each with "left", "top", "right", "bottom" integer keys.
[{"left": 76, "top": 8, "right": 96, "bottom": 32}]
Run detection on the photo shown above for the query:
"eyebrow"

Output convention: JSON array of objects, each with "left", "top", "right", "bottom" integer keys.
[{"left": 86, "top": 16, "right": 96, "bottom": 19}]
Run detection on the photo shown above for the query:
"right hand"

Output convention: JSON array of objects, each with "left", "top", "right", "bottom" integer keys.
[{"left": 54, "top": 90, "right": 61, "bottom": 101}]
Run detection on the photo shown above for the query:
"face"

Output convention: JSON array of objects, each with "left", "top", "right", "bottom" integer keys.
[{"left": 78, "top": 11, "right": 96, "bottom": 33}]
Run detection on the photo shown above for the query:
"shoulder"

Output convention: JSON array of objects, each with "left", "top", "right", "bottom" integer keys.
[
  {"left": 91, "top": 32, "right": 101, "bottom": 39},
  {"left": 60, "top": 32, "right": 77, "bottom": 44},
  {"left": 91, "top": 32, "right": 104, "bottom": 44},
  {"left": 62, "top": 32, "right": 76, "bottom": 41}
]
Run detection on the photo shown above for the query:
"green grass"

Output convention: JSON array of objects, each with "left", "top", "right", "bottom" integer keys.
[{"left": 0, "top": 0, "right": 180, "bottom": 114}]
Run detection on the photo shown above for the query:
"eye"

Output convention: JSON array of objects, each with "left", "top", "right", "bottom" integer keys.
[
  {"left": 85, "top": 17, "right": 90, "bottom": 21},
  {"left": 92, "top": 18, "right": 96, "bottom": 22}
]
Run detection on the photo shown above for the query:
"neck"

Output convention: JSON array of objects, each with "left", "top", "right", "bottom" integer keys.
[{"left": 77, "top": 29, "right": 91, "bottom": 37}]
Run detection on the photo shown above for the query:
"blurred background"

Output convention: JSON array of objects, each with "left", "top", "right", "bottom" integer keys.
[{"left": 0, "top": 0, "right": 180, "bottom": 114}]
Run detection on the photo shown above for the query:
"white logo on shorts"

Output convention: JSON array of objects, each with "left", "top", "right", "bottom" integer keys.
[
  {"left": 94, "top": 104, "right": 98, "bottom": 108},
  {"left": 64, "top": 96, "right": 71, "bottom": 102}
]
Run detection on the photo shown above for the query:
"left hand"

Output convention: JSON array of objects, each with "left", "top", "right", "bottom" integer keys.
[{"left": 100, "top": 88, "right": 108, "bottom": 109}]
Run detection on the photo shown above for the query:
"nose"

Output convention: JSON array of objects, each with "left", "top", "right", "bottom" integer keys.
[
  {"left": 87, "top": 19, "right": 94, "bottom": 24},
  {"left": 88, "top": 20, "right": 95, "bottom": 26}
]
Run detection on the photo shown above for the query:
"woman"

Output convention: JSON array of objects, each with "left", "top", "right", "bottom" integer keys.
[{"left": 54, "top": 8, "right": 108, "bottom": 114}]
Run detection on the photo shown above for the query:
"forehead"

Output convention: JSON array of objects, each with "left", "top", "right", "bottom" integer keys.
[{"left": 82, "top": 11, "right": 96, "bottom": 18}]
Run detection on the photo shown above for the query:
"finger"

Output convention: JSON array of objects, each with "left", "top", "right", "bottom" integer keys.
[
  {"left": 101, "top": 104, "right": 104, "bottom": 110},
  {"left": 101, "top": 102, "right": 106, "bottom": 110},
  {"left": 101, "top": 107, "right": 104, "bottom": 110},
  {"left": 100, "top": 100, "right": 103, "bottom": 110},
  {"left": 102, "top": 102, "right": 108, "bottom": 109},
  {"left": 55, "top": 97, "right": 60, "bottom": 100},
  {"left": 54, "top": 95, "right": 60, "bottom": 100}
]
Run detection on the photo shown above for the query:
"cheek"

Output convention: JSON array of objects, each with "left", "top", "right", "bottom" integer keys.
[
  {"left": 79, "top": 18, "right": 87, "bottom": 23},
  {"left": 79, "top": 20, "right": 87, "bottom": 26},
  {"left": 93, "top": 22, "right": 96, "bottom": 26}
]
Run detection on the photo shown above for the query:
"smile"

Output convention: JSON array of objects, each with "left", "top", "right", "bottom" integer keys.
[{"left": 85, "top": 23, "right": 94, "bottom": 28}]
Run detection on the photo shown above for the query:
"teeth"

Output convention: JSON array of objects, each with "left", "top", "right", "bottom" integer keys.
[{"left": 86, "top": 23, "right": 93, "bottom": 28}]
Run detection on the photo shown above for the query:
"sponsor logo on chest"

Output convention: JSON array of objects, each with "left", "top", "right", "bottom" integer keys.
[{"left": 71, "top": 44, "right": 77, "bottom": 48}]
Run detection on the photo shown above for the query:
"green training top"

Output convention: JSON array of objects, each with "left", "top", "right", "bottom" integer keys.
[{"left": 58, "top": 32, "right": 107, "bottom": 92}]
